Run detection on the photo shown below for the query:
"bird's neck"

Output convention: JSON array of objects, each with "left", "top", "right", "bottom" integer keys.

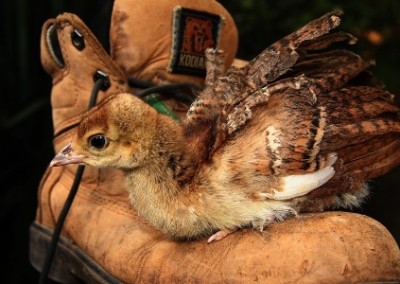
[
  {"left": 124, "top": 164, "right": 192, "bottom": 238},
  {"left": 123, "top": 114, "right": 206, "bottom": 239}
]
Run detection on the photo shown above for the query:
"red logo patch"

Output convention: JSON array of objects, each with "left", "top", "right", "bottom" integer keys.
[{"left": 181, "top": 17, "right": 215, "bottom": 54}]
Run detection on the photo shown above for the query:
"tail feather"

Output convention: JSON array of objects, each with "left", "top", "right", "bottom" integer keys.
[
  {"left": 325, "top": 87, "right": 394, "bottom": 103},
  {"left": 298, "top": 135, "right": 400, "bottom": 212},
  {"left": 327, "top": 99, "right": 399, "bottom": 124},
  {"left": 328, "top": 120, "right": 400, "bottom": 143},
  {"left": 346, "top": 138, "right": 400, "bottom": 180}
]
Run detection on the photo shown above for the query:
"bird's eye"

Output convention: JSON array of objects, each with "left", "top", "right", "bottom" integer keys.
[{"left": 88, "top": 135, "right": 108, "bottom": 150}]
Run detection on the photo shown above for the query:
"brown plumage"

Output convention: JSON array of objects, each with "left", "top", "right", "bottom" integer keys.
[{"left": 51, "top": 11, "right": 400, "bottom": 242}]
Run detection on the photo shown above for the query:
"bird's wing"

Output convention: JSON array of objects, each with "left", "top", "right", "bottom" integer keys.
[
  {"left": 186, "top": 10, "right": 346, "bottom": 126},
  {"left": 183, "top": 10, "right": 377, "bottom": 162},
  {"left": 183, "top": 10, "right": 400, "bottom": 201},
  {"left": 201, "top": 71, "right": 400, "bottom": 203}
]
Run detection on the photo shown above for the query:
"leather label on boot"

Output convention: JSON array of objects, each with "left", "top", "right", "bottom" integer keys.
[{"left": 168, "top": 6, "right": 222, "bottom": 77}]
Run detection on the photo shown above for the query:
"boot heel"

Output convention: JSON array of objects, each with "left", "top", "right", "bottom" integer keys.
[
  {"left": 29, "top": 222, "right": 82, "bottom": 283},
  {"left": 29, "top": 221, "right": 121, "bottom": 283}
]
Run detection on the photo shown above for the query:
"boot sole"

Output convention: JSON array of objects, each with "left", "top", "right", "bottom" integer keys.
[{"left": 29, "top": 221, "right": 122, "bottom": 283}]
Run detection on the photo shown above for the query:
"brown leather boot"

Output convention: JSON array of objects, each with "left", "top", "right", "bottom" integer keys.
[{"left": 30, "top": 1, "right": 400, "bottom": 283}]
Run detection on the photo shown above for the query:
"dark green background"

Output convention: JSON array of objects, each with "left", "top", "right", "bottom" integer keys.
[{"left": 0, "top": 0, "right": 399, "bottom": 282}]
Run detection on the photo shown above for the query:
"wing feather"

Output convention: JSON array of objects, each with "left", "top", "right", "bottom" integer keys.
[{"left": 184, "top": 9, "right": 400, "bottom": 187}]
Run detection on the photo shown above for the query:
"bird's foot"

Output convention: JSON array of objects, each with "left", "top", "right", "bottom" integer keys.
[{"left": 207, "top": 229, "right": 236, "bottom": 243}]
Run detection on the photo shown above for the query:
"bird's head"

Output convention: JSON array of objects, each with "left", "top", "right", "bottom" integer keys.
[{"left": 50, "top": 93, "right": 159, "bottom": 170}]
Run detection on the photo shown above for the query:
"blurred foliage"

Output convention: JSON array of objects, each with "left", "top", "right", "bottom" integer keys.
[{"left": 219, "top": 0, "right": 400, "bottom": 92}]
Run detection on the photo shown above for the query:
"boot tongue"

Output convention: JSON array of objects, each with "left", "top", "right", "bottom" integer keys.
[{"left": 109, "top": 0, "right": 238, "bottom": 86}]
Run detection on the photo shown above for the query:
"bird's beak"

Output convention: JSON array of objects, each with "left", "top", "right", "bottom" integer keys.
[{"left": 50, "top": 143, "right": 86, "bottom": 167}]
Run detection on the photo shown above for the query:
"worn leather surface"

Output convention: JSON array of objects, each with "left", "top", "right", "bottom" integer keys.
[{"left": 35, "top": 1, "right": 400, "bottom": 283}]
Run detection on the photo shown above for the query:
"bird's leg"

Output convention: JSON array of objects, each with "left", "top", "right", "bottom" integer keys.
[{"left": 207, "top": 229, "right": 237, "bottom": 243}]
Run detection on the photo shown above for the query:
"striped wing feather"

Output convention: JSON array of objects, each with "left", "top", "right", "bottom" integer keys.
[{"left": 183, "top": 10, "right": 400, "bottom": 201}]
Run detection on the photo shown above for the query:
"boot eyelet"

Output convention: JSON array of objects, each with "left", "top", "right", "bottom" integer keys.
[
  {"left": 71, "top": 29, "right": 85, "bottom": 50},
  {"left": 93, "top": 70, "right": 111, "bottom": 91},
  {"left": 46, "top": 24, "right": 65, "bottom": 67}
]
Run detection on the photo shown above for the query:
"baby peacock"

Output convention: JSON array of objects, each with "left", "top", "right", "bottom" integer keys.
[{"left": 51, "top": 11, "right": 400, "bottom": 242}]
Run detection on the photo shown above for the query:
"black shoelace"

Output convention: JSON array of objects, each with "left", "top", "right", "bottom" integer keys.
[{"left": 39, "top": 72, "right": 198, "bottom": 283}]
